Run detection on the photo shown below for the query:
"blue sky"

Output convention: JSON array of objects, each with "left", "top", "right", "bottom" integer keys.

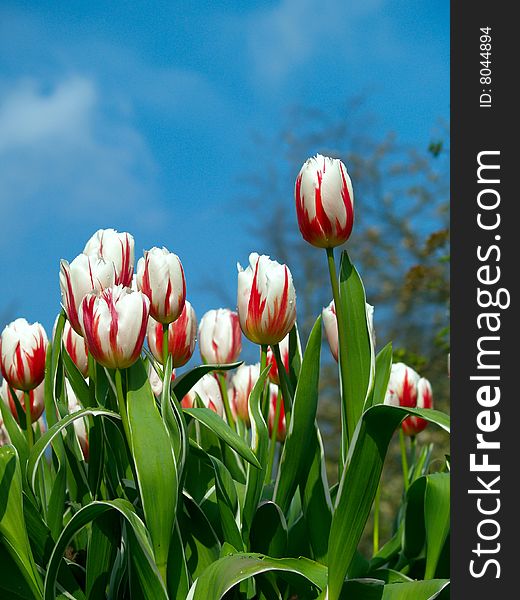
[{"left": 0, "top": 0, "right": 449, "bottom": 352}]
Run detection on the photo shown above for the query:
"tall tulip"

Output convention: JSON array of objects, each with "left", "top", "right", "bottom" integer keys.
[
  {"left": 83, "top": 228, "right": 135, "bottom": 287},
  {"left": 79, "top": 285, "right": 149, "bottom": 369},
  {"left": 147, "top": 301, "right": 197, "bottom": 367},
  {"left": 266, "top": 333, "right": 290, "bottom": 384},
  {"left": 182, "top": 374, "right": 224, "bottom": 417},
  {"left": 237, "top": 253, "right": 296, "bottom": 346},
  {"left": 1, "top": 379, "right": 45, "bottom": 423},
  {"left": 268, "top": 384, "right": 286, "bottom": 442},
  {"left": 60, "top": 254, "right": 116, "bottom": 334},
  {"left": 0, "top": 318, "right": 48, "bottom": 391},
  {"left": 402, "top": 377, "right": 433, "bottom": 436},
  {"left": 229, "top": 363, "right": 260, "bottom": 426},
  {"left": 198, "top": 308, "right": 242, "bottom": 365},
  {"left": 136, "top": 247, "right": 186, "bottom": 324},
  {"left": 295, "top": 154, "right": 354, "bottom": 249}
]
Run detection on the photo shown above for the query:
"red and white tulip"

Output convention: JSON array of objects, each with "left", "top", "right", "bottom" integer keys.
[
  {"left": 60, "top": 319, "right": 89, "bottom": 377},
  {"left": 237, "top": 253, "right": 296, "bottom": 346},
  {"left": 182, "top": 374, "right": 224, "bottom": 417},
  {"left": 295, "top": 154, "right": 354, "bottom": 248},
  {"left": 60, "top": 254, "right": 116, "bottom": 335},
  {"left": 1, "top": 378, "right": 45, "bottom": 423},
  {"left": 136, "top": 247, "right": 186, "bottom": 325},
  {"left": 322, "top": 300, "right": 375, "bottom": 362},
  {"left": 268, "top": 384, "right": 286, "bottom": 442},
  {"left": 402, "top": 377, "right": 433, "bottom": 436},
  {"left": 83, "top": 228, "right": 135, "bottom": 287},
  {"left": 147, "top": 300, "right": 197, "bottom": 367},
  {"left": 0, "top": 318, "right": 48, "bottom": 391},
  {"left": 229, "top": 363, "right": 260, "bottom": 426},
  {"left": 198, "top": 308, "right": 242, "bottom": 365},
  {"left": 266, "top": 333, "right": 290, "bottom": 384},
  {"left": 79, "top": 285, "right": 150, "bottom": 369}
]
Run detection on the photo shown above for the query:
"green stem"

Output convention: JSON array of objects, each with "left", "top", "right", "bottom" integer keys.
[
  {"left": 114, "top": 369, "right": 132, "bottom": 446},
  {"left": 326, "top": 247, "right": 351, "bottom": 456},
  {"left": 218, "top": 372, "right": 236, "bottom": 431},
  {"left": 24, "top": 391, "right": 33, "bottom": 449},
  {"left": 373, "top": 482, "right": 381, "bottom": 555},
  {"left": 87, "top": 351, "right": 96, "bottom": 408},
  {"left": 265, "top": 388, "right": 283, "bottom": 483},
  {"left": 260, "top": 344, "right": 269, "bottom": 421},
  {"left": 162, "top": 324, "right": 170, "bottom": 369},
  {"left": 272, "top": 343, "right": 292, "bottom": 426},
  {"left": 399, "top": 429, "right": 410, "bottom": 492}
]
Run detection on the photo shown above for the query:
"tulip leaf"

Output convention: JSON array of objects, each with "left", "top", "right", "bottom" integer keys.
[
  {"left": 61, "top": 346, "right": 90, "bottom": 407},
  {"left": 382, "top": 579, "right": 450, "bottom": 599},
  {"left": 424, "top": 473, "right": 450, "bottom": 579},
  {"left": 85, "top": 511, "right": 121, "bottom": 599},
  {"left": 0, "top": 399, "right": 29, "bottom": 473},
  {"left": 183, "top": 407, "right": 261, "bottom": 468},
  {"left": 274, "top": 316, "right": 322, "bottom": 514},
  {"left": 369, "top": 343, "right": 393, "bottom": 407},
  {"left": 126, "top": 360, "right": 178, "bottom": 585},
  {"left": 186, "top": 553, "right": 327, "bottom": 600},
  {"left": 173, "top": 362, "right": 242, "bottom": 400},
  {"left": 327, "top": 404, "right": 450, "bottom": 600},
  {"left": 0, "top": 446, "right": 44, "bottom": 600},
  {"left": 250, "top": 502, "right": 288, "bottom": 558}
]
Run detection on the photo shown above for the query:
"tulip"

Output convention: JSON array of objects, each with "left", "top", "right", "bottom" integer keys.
[
  {"left": 181, "top": 374, "right": 224, "bottom": 417},
  {"left": 229, "top": 363, "right": 260, "bottom": 426},
  {"left": 198, "top": 308, "right": 242, "bottom": 365},
  {"left": 79, "top": 285, "right": 150, "bottom": 370},
  {"left": 237, "top": 253, "right": 296, "bottom": 346},
  {"left": 147, "top": 362, "right": 163, "bottom": 397},
  {"left": 1, "top": 379, "right": 45, "bottom": 423},
  {"left": 83, "top": 228, "right": 135, "bottom": 287},
  {"left": 57, "top": 319, "right": 89, "bottom": 377},
  {"left": 322, "top": 300, "right": 375, "bottom": 362},
  {"left": 402, "top": 377, "right": 433, "bottom": 437},
  {"left": 60, "top": 254, "right": 116, "bottom": 335},
  {"left": 295, "top": 154, "right": 354, "bottom": 248},
  {"left": 147, "top": 301, "right": 197, "bottom": 367},
  {"left": 136, "top": 247, "right": 186, "bottom": 324},
  {"left": 0, "top": 318, "right": 48, "bottom": 391},
  {"left": 268, "top": 384, "right": 286, "bottom": 442},
  {"left": 266, "top": 333, "right": 290, "bottom": 384},
  {"left": 65, "top": 380, "right": 89, "bottom": 461}
]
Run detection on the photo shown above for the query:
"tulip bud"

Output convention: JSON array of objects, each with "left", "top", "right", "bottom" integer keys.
[
  {"left": 268, "top": 384, "right": 286, "bottom": 442},
  {"left": 181, "top": 374, "right": 224, "bottom": 417},
  {"left": 56, "top": 319, "right": 89, "bottom": 377},
  {"left": 229, "top": 363, "right": 260, "bottom": 426},
  {"left": 136, "top": 247, "right": 186, "bottom": 324},
  {"left": 1, "top": 379, "right": 45, "bottom": 423},
  {"left": 322, "top": 301, "right": 338, "bottom": 362},
  {"left": 266, "top": 333, "right": 290, "bottom": 384},
  {"left": 79, "top": 285, "right": 150, "bottom": 370},
  {"left": 295, "top": 154, "right": 354, "bottom": 248},
  {"left": 237, "top": 253, "right": 296, "bottom": 346},
  {"left": 0, "top": 319, "right": 48, "bottom": 391},
  {"left": 65, "top": 380, "right": 89, "bottom": 461},
  {"left": 147, "top": 301, "right": 197, "bottom": 367},
  {"left": 402, "top": 377, "right": 433, "bottom": 437},
  {"left": 83, "top": 228, "right": 135, "bottom": 287},
  {"left": 147, "top": 362, "right": 163, "bottom": 397},
  {"left": 198, "top": 308, "right": 242, "bottom": 365},
  {"left": 60, "top": 254, "right": 116, "bottom": 335}
]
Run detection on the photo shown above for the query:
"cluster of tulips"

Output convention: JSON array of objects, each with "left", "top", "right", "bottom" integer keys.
[{"left": 0, "top": 154, "right": 448, "bottom": 600}]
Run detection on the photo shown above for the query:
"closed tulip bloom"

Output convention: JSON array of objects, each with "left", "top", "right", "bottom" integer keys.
[
  {"left": 237, "top": 253, "right": 296, "bottom": 346},
  {"left": 136, "top": 247, "right": 186, "bottom": 324},
  {"left": 181, "top": 374, "right": 224, "bottom": 417},
  {"left": 402, "top": 377, "right": 433, "bottom": 437},
  {"left": 229, "top": 363, "right": 260, "bottom": 426},
  {"left": 59, "top": 319, "right": 89, "bottom": 377},
  {"left": 83, "top": 228, "right": 135, "bottom": 287},
  {"left": 198, "top": 308, "right": 242, "bottom": 365},
  {"left": 266, "top": 333, "right": 290, "bottom": 384},
  {"left": 79, "top": 285, "right": 150, "bottom": 369},
  {"left": 295, "top": 154, "right": 354, "bottom": 248},
  {"left": 322, "top": 301, "right": 338, "bottom": 362},
  {"left": 268, "top": 384, "right": 286, "bottom": 442},
  {"left": 0, "top": 319, "right": 48, "bottom": 391},
  {"left": 60, "top": 254, "right": 116, "bottom": 335},
  {"left": 1, "top": 379, "right": 45, "bottom": 423},
  {"left": 147, "top": 301, "right": 197, "bottom": 367}
]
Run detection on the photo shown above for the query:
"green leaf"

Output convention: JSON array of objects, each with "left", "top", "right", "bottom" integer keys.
[
  {"left": 0, "top": 542, "right": 35, "bottom": 600},
  {"left": 86, "top": 511, "right": 121, "bottom": 599},
  {"left": 126, "top": 360, "right": 178, "bottom": 584},
  {"left": 424, "top": 473, "right": 450, "bottom": 579},
  {"left": 61, "top": 345, "right": 90, "bottom": 407},
  {"left": 274, "top": 316, "right": 322, "bottom": 514},
  {"left": 369, "top": 343, "right": 393, "bottom": 407},
  {"left": 0, "top": 446, "right": 43, "bottom": 599},
  {"left": 404, "top": 476, "right": 427, "bottom": 559},
  {"left": 382, "top": 579, "right": 449, "bottom": 599},
  {"left": 43, "top": 499, "right": 168, "bottom": 600},
  {"left": 186, "top": 553, "right": 327, "bottom": 599},
  {"left": 173, "top": 362, "right": 242, "bottom": 400},
  {"left": 44, "top": 312, "right": 65, "bottom": 429},
  {"left": 46, "top": 464, "right": 67, "bottom": 541},
  {"left": 183, "top": 407, "right": 260, "bottom": 468},
  {"left": 327, "top": 404, "right": 450, "bottom": 600},
  {"left": 0, "top": 399, "right": 29, "bottom": 473},
  {"left": 250, "top": 502, "right": 287, "bottom": 558}
]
